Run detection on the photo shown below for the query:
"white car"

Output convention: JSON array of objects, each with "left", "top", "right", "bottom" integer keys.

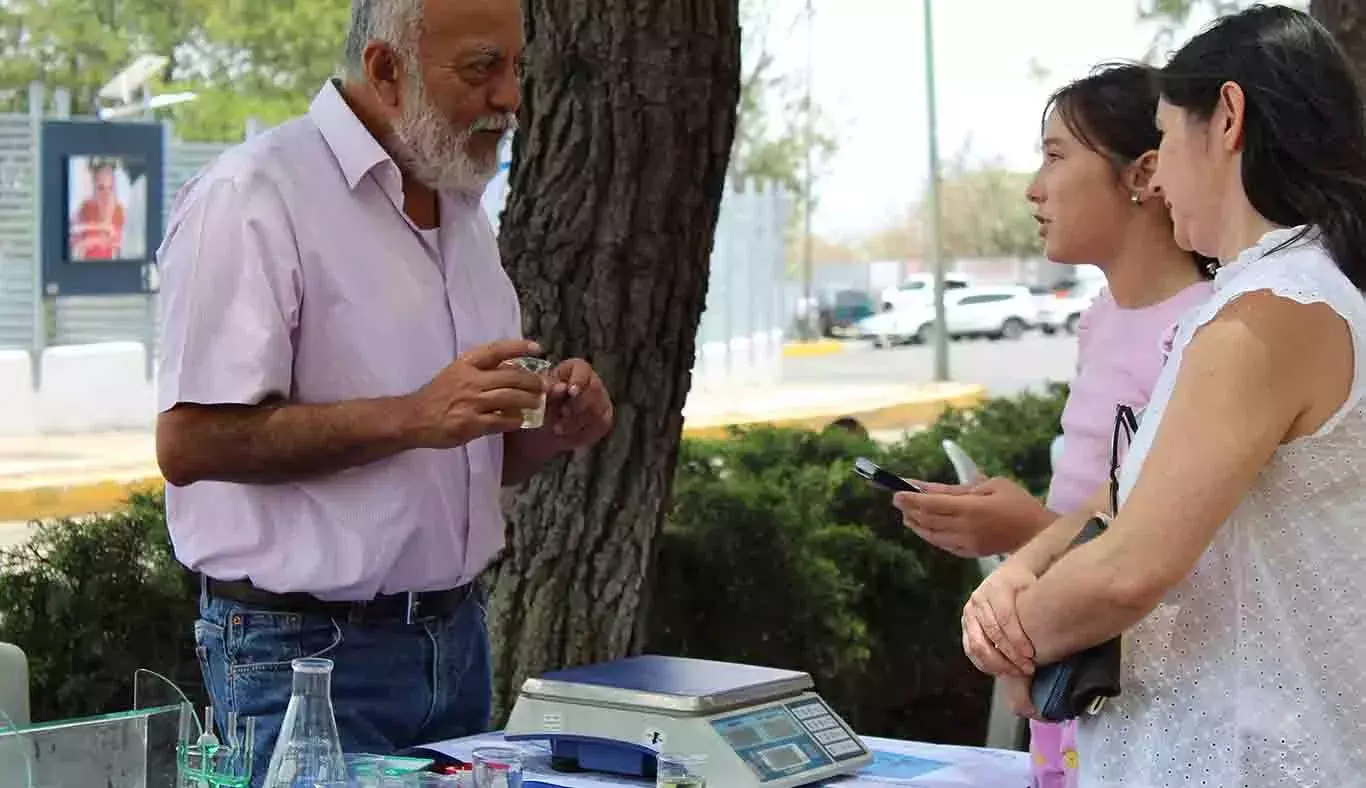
[
  {"left": 1037, "top": 276, "right": 1106, "bottom": 335},
  {"left": 858, "top": 285, "right": 1038, "bottom": 347},
  {"left": 880, "top": 273, "right": 974, "bottom": 311}
]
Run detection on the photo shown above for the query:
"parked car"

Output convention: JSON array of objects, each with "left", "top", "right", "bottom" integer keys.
[
  {"left": 818, "top": 289, "right": 877, "bottom": 337},
  {"left": 879, "top": 273, "right": 974, "bottom": 311},
  {"left": 857, "top": 285, "right": 1038, "bottom": 346},
  {"left": 1037, "top": 276, "right": 1106, "bottom": 335}
]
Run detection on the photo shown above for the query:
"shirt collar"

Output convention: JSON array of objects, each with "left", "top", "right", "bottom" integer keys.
[
  {"left": 309, "top": 79, "right": 397, "bottom": 192},
  {"left": 1213, "top": 224, "right": 1314, "bottom": 290}
]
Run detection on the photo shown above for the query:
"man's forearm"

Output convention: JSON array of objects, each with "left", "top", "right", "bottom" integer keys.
[
  {"left": 502, "top": 429, "right": 565, "bottom": 486},
  {"left": 156, "top": 397, "right": 421, "bottom": 486}
]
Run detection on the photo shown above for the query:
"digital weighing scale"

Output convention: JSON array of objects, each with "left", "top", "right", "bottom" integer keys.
[{"left": 504, "top": 655, "right": 873, "bottom": 787}]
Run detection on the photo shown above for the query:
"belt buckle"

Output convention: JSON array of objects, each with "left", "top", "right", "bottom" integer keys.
[{"left": 404, "top": 592, "right": 420, "bottom": 625}]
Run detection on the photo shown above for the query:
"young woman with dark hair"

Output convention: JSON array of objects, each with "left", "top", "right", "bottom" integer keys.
[{"left": 898, "top": 60, "right": 1215, "bottom": 787}]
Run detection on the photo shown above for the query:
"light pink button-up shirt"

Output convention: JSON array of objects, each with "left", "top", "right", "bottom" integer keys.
[{"left": 156, "top": 81, "right": 521, "bottom": 600}]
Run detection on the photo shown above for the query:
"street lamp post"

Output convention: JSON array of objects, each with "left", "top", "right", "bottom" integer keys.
[
  {"left": 923, "top": 0, "right": 949, "bottom": 381},
  {"left": 801, "top": 0, "right": 816, "bottom": 339}
]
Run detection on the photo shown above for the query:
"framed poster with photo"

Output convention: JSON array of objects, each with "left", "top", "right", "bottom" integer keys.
[{"left": 41, "top": 120, "right": 164, "bottom": 296}]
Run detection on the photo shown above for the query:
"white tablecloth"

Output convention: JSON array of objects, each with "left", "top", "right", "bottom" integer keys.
[{"left": 422, "top": 732, "right": 1030, "bottom": 787}]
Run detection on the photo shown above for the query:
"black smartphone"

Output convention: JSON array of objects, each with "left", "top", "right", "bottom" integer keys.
[{"left": 854, "top": 457, "right": 924, "bottom": 494}]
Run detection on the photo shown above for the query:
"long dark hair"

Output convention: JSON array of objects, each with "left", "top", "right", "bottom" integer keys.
[
  {"left": 1156, "top": 4, "right": 1366, "bottom": 288},
  {"left": 1044, "top": 62, "right": 1214, "bottom": 278}
]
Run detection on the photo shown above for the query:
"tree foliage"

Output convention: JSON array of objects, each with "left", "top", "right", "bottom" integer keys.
[
  {"left": 730, "top": 0, "right": 838, "bottom": 198},
  {"left": 0, "top": 0, "right": 206, "bottom": 112},
  {"left": 856, "top": 148, "right": 1042, "bottom": 263},
  {"left": 0, "top": 0, "right": 349, "bottom": 139},
  {"left": 932, "top": 157, "right": 1042, "bottom": 260},
  {"left": 1, "top": 0, "right": 839, "bottom": 161}
]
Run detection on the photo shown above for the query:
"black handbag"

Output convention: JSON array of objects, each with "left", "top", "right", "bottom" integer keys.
[
  {"left": 1028, "top": 404, "right": 1136, "bottom": 723},
  {"left": 1028, "top": 514, "right": 1122, "bottom": 722}
]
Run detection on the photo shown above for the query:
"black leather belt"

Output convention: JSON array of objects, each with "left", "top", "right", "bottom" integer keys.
[{"left": 202, "top": 576, "right": 474, "bottom": 625}]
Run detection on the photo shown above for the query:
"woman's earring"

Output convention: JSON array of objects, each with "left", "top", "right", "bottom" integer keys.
[{"left": 1131, "top": 193, "right": 1143, "bottom": 205}]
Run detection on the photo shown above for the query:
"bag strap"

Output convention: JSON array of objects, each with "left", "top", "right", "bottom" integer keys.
[{"left": 1108, "top": 403, "right": 1139, "bottom": 515}]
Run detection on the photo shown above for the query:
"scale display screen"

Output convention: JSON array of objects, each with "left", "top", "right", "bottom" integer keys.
[
  {"left": 757, "top": 716, "right": 800, "bottom": 740},
  {"left": 711, "top": 699, "right": 866, "bottom": 782},
  {"left": 759, "top": 743, "right": 806, "bottom": 770},
  {"left": 724, "top": 726, "right": 763, "bottom": 749}
]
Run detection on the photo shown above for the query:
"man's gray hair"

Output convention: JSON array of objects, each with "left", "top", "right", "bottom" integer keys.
[{"left": 342, "top": 0, "right": 424, "bottom": 81}]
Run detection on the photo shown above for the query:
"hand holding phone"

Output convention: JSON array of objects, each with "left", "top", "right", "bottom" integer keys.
[{"left": 854, "top": 457, "right": 924, "bottom": 494}]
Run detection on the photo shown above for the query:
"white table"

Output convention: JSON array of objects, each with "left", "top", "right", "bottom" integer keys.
[{"left": 422, "top": 731, "right": 1030, "bottom": 787}]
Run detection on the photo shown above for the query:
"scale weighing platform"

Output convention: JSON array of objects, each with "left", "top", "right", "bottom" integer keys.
[{"left": 505, "top": 655, "right": 873, "bottom": 787}]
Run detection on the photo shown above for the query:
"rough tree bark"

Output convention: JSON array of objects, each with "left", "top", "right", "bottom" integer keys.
[
  {"left": 487, "top": 0, "right": 741, "bottom": 716},
  {"left": 1312, "top": 0, "right": 1366, "bottom": 88}
]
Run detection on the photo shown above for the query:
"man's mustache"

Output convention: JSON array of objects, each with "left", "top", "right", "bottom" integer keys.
[{"left": 468, "top": 114, "right": 518, "bottom": 134}]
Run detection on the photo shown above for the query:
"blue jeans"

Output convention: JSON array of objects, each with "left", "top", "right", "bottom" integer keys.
[{"left": 194, "top": 586, "right": 492, "bottom": 787}]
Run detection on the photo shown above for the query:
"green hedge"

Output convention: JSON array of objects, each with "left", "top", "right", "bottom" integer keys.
[
  {"left": 0, "top": 491, "right": 201, "bottom": 721},
  {"left": 647, "top": 383, "right": 1065, "bottom": 745},
  {"left": 0, "top": 384, "right": 1065, "bottom": 740}
]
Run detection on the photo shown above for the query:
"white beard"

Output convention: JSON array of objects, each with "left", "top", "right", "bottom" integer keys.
[{"left": 390, "top": 75, "right": 515, "bottom": 195}]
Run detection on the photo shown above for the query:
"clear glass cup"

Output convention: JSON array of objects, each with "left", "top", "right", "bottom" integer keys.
[
  {"left": 471, "top": 745, "right": 523, "bottom": 787},
  {"left": 503, "top": 357, "right": 552, "bottom": 429},
  {"left": 656, "top": 753, "right": 707, "bottom": 787}
]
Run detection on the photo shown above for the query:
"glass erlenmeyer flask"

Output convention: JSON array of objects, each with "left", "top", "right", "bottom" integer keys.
[{"left": 262, "top": 658, "right": 348, "bottom": 787}]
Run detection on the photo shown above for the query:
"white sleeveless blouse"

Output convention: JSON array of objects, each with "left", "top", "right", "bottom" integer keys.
[{"left": 1076, "top": 227, "right": 1366, "bottom": 787}]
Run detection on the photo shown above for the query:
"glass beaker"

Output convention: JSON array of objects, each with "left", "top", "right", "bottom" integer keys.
[
  {"left": 656, "top": 753, "right": 707, "bottom": 788},
  {"left": 470, "top": 746, "right": 523, "bottom": 787},
  {"left": 262, "top": 658, "right": 349, "bottom": 787},
  {"left": 502, "top": 357, "right": 552, "bottom": 429}
]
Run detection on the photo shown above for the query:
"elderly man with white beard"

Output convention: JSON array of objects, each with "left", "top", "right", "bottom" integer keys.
[{"left": 152, "top": 0, "right": 613, "bottom": 778}]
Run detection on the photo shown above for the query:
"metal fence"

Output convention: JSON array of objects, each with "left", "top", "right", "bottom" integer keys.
[
  {"left": 694, "top": 181, "right": 791, "bottom": 390},
  {"left": 0, "top": 112, "right": 36, "bottom": 352},
  {"left": 0, "top": 85, "right": 239, "bottom": 363},
  {"left": 3, "top": 86, "right": 796, "bottom": 395}
]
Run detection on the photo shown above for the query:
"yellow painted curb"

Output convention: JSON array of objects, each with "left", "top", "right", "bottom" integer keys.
[
  {"left": 0, "top": 384, "right": 988, "bottom": 521},
  {"left": 0, "top": 475, "right": 163, "bottom": 522},
  {"left": 681, "top": 384, "right": 989, "bottom": 440},
  {"left": 782, "top": 340, "right": 846, "bottom": 358}
]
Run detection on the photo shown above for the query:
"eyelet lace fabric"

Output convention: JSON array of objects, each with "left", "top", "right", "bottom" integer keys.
[{"left": 1075, "top": 227, "right": 1366, "bottom": 787}]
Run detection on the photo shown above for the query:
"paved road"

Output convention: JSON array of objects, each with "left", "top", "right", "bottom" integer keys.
[
  {"left": 782, "top": 332, "right": 1078, "bottom": 396},
  {"left": 0, "top": 520, "right": 36, "bottom": 550}
]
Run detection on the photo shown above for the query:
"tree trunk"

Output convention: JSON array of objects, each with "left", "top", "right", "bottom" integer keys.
[
  {"left": 1312, "top": 0, "right": 1366, "bottom": 88},
  {"left": 487, "top": 0, "right": 741, "bottom": 718}
]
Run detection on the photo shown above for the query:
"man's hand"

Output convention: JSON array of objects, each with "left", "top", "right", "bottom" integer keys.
[
  {"left": 893, "top": 477, "right": 1056, "bottom": 557},
  {"left": 501, "top": 357, "right": 613, "bottom": 486},
  {"left": 409, "top": 339, "right": 549, "bottom": 449},
  {"left": 962, "top": 560, "right": 1038, "bottom": 677},
  {"left": 541, "top": 358, "right": 613, "bottom": 450}
]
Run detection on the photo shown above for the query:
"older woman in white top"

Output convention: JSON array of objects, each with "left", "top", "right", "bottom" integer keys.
[{"left": 961, "top": 7, "right": 1366, "bottom": 787}]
